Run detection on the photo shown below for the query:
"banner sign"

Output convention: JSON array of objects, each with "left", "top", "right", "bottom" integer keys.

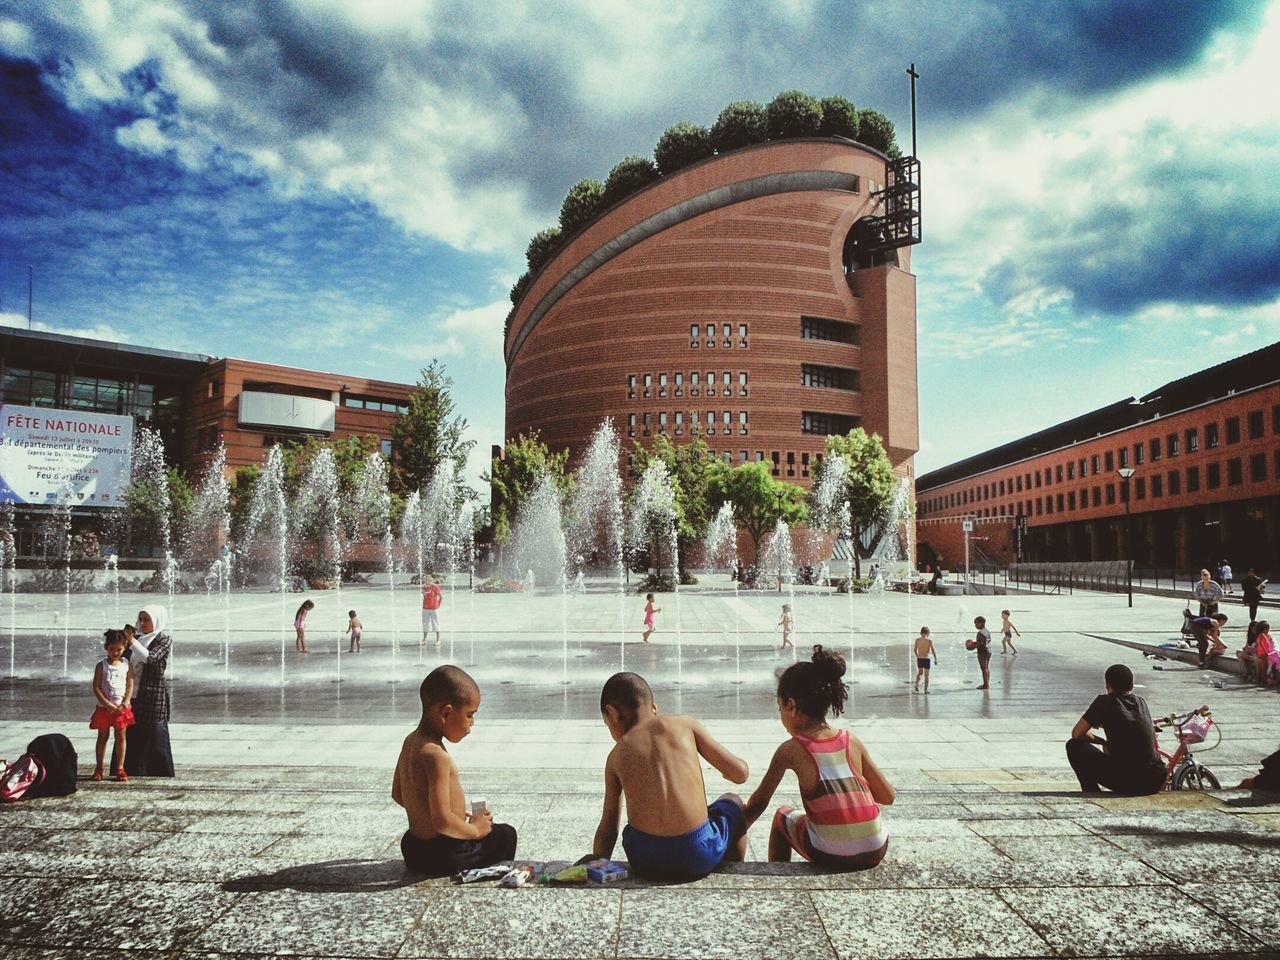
[{"left": 0, "top": 404, "right": 135, "bottom": 507}]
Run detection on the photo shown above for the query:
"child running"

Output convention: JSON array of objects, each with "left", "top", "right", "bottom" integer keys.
[
  {"left": 1000, "top": 609, "right": 1021, "bottom": 655},
  {"left": 90, "top": 629, "right": 135, "bottom": 781},
  {"left": 294, "top": 599, "right": 314, "bottom": 653},
  {"left": 973, "top": 616, "right": 993, "bottom": 689},
  {"left": 743, "top": 645, "right": 894, "bottom": 869},
  {"left": 421, "top": 576, "right": 442, "bottom": 646},
  {"left": 913, "top": 627, "right": 936, "bottom": 693},
  {"left": 641, "top": 593, "right": 661, "bottom": 643},
  {"left": 779, "top": 603, "right": 794, "bottom": 651},
  {"left": 347, "top": 609, "right": 362, "bottom": 654},
  {"left": 393, "top": 665, "right": 517, "bottom": 876},
  {"left": 593, "top": 672, "right": 749, "bottom": 881}
]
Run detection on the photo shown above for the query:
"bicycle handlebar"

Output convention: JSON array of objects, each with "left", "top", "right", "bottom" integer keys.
[{"left": 1153, "top": 705, "right": 1211, "bottom": 729}]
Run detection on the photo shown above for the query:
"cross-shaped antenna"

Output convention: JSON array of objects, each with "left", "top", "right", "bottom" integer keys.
[{"left": 906, "top": 63, "right": 919, "bottom": 157}]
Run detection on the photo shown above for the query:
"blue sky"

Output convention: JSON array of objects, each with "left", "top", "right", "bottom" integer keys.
[{"left": 2, "top": 0, "right": 1278, "bottom": 490}]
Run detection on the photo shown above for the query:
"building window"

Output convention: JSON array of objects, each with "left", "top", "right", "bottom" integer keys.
[
  {"left": 1152, "top": 474, "right": 1163, "bottom": 498},
  {"left": 1273, "top": 404, "right": 1280, "bottom": 434},
  {"left": 1068, "top": 491, "right": 1076, "bottom": 510},
  {"left": 627, "top": 413, "right": 636, "bottom": 436},
  {"left": 1133, "top": 443, "right": 1144, "bottom": 465},
  {"left": 1186, "top": 428, "right": 1199, "bottom": 453},
  {"left": 1150, "top": 437, "right": 1161, "bottom": 461},
  {"left": 1207, "top": 462, "right": 1221, "bottom": 488},
  {"left": 800, "top": 316, "right": 859, "bottom": 343},
  {"left": 1251, "top": 453, "right": 1266, "bottom": 482},
  {"left": 801, "top": 411, "right": 859, "bottom": 435},
  {"left": 627, "top": 374, "right": 637, "bottom": 399},
  {"left": 738, "top": 410, "right": 749, "bottom": 435},
  {"left": 1055, "top": 465, "right": 1063, "bottom": 482},
  {"left": 658, "top": 412, "right": 668, "bottom": 434},
  {"left": 659, "top": 373, "right": 668, "bottom": 397},
  {"left": 1035, "top": 498, "right": 1043, "bottom": 516},
  {"left": 801, "top": 451, "right": 809, "bottom": 477},
  {"left": 1092, "top": 487, "right": 1101, "bottom": 507},
  {"left": 1227, "top": 458, "right": 1242, "bottom": 486},
  {"left": 674, "top": 372, "right": 683, "bottom": 396},
  {"left": 705, "top": 411, "right": 715, "bottom": 435},
  {"left": 643, "top": 412, "right": 652, "bottom": 435},
  {"left": 643, "top": 373, "right": 652, "bottom": 397},
  {"left": 690, "top": 371, "right": 700, "bottom": 395},
  {"left": 1066, "top": 462, "right": 1074, "bottom": 481},
  {"left": 1134, "top": 478, "right": 1145, "bottom": 500},
  {"left": 674, "top": 411, "right": 684, "bottom": 435},
  {"left": 1056, "top": 493, "right": 1064, "bottom": 512},
  {"left": 1205, "top": 422, "right": 1218, "bottom": 448},
  {"left": 706, "top": 371, "right": 716, "bottom": 397},
  {"left": 690, "top": 324, "right": 699, "bottom": 347},
  {"left": 1105, "top": 484, "right": 1116, "bottom": 505},
  {"left": 1016, "top": 476, "right": 1023, "bottom": 492},
  {"left": 380, "top": 439, "right": 393, "bottom": 460},
  {"left": 1118, "top": 448, "right": 1128, "bottom": 469},
  {"left": 1248, "top": 409, "right": 1263, "bottom": 440},
  {"left": 1079, "top": 458, "right": 1088, "bottom": 478},
  {"left": 1168, "top": 470, "right": 1181, "bottom": 495},
  {"left": 1226, "top": 417, "right": 1241, "bottom": 444},
  {"left": 1091, "top": 455, "right": 1100, "bottom": 474},
  {"left": 801, "top": 364, "right": 860, "bottom": 390},
  {"left": 1104, "top": 451, "right": 1114, "bottom": 472},
  {"left": 1167, "top": 433, "right": 1179, "bottom": 456},
  {"left": 1187, "top": 466, "right": 1200, "bottom": 492}
]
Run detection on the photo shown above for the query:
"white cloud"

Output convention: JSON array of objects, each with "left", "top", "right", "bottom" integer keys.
[{"left": 0, "top": 311, "right": 133, "bottom": 344}]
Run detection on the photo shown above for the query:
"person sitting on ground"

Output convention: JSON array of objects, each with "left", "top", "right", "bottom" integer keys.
[
  {"left": 927, "top": 566, "right": 942, "bottom": 595},
  {"left": 392, "top": 665, "right": 517, "bottom": 877},
  {"left": 1189, "top": 612, "right": 1229, "bottom": 668},
  {"left": 1254, "top": 621, "right": 1276, "bottom": 686},
  {"left": 1066, "top": 663, "right": 1166, "bottom": 795},
  {"left": 592, "top": 671, "right": 749, "bottom": 881},
  {"left": 1235, "top": 744, "right": 1280, "bottom": 794},
  {"left": 1192, "top": 569, "right": 1224, "bottom": 617},
  {"left": 1237, "top": 622, "right": 1260, "bottom": 683},
  {"left": 743, "top": 645, "right": 893, "bottom": 870}
]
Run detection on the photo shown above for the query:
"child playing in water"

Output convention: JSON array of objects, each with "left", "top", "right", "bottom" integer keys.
[
  {"left": 347, "top": 609, "right": 362, "bottom": 654},
  {"left": 641, "top": 594, "right": 661, "bottom": 643},
  {"left": 294, "top": 599, "right": 314, "bottom": 653},
  {"left": 743, "top": 645, "right": 894, "bottom": 869},
  {"left": 779, "top": 603, "right": 794, "bottom": 650},
  {"left": 593, "top": 671, "right": 749, "bottom": 880},
  {"left": 90, "top": 629, "right": 134, "bottom": 781},
  {"left": 1000, "top": 609, "right": 1020, "bottom": 655},
  {"left": 912, "top": 627, "right": 936, "bottom": 693},
  {"left": 973, "top": 616, "right": 993, "bottom": 689},
  {"left": 393, "top": 665, "right": 517, "bottom": 876}
]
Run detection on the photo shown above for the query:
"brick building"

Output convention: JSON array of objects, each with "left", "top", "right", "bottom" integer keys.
[
  {"left": 915, "top": 343, "right": 1280, "bottom": 573},
  {"left": 504, "top": 137, "right": 921, "bottom": 489}
]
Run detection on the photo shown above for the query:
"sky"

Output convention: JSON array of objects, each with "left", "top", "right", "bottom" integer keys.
[{"left": 1, "top": 0, "right": 1278, "bottom": 491}]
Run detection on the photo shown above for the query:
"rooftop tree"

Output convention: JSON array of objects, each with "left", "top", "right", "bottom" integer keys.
[
  {"left": 602, "top": 155, "right": 660, "bottom": 207},
  {"left": 654, "top": 121, "right": 713, "bottom": 176},
  {"left": 559, "top": 178, "right": 606, "bottom": 236},
  {"left": 856, "top": 109, "right": 898, "bottom": 155},
  {"left": 525, "top": 226, "right": 563, "bottom": 273},
  {"left": 819, "top": 95, "right": 859, "bottom": 139},
  {"left": 765, "top": 89, "right": 823, "bottom": 140},
  {"left": 710, "top": 100, "right": 767, "bottom": 153}
]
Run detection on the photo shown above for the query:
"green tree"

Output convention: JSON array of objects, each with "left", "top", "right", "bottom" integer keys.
[
  {"left": 602, "top": 155, "right": 659, "bottom": 207},
  {"left": 632, "top": 435, "right": 719, "bottom": 572},
  {"left": 391, "top": 361, "right": 474, "bottom": 495},
  {"left": 765, "top": 89, "right": 823, "bottom": 140},
  {"left": 559, "top": 178, "right": 606, "bottom": 236},
  {"left": 525, "top": 227, "right": 563, "bottom": 273},
  {"left": 124, "top": 466, "right": 194, "bottom": 557},
  {"left": 856, "top": 109, "right": 898, "bottom": 155},
  {"left": 819, "top": 95, "right": 859, "bottom": 139},
  {"left": 509, "top": 270, "right": 532, "bottom": 308},
  {"left": 482, "top": 431, "right": 572, "bottom": 544},
  {"left": 811, "top": 428, "right": 897, "bottom": 576},
  {"left": 653, "top": 121, "right": 713, "bottom": 176},
  {"left": 710, "top": 100, "right": 767, "bottom": 153},
  {"left": 708, "top": 462, "right": 807, "bottom": 563}
]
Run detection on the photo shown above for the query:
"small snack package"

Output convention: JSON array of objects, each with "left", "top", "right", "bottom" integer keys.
[
  {"left": 546, "top": 864, "right": 589, "bottom": 884},
  {"left": 499, "top": 863, "right": 544, "bottom": 888},
  {"left": 586, "top": 859, "right": 629, "bottom": 883},
  {"left": 453, "top": 864, "right": 509, "bottom": 884}
]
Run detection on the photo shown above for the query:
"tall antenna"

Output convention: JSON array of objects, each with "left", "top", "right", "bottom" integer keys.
[
  {"left": 906, "top": 63, "right": 919, "bottom": 157},
  {"left": 27, "top": 265, "right": 33, "bottom": 329}
]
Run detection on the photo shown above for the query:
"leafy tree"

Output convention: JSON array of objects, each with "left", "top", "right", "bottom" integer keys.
[
  {"left": 819, "top": 95, "right": 859, "bottom": 139},
  {"left": 810, "top": 428, "right": 897, "bottom": 577},
  {"left": 602, "top": 155, "right": 659, "bottom": 207},
  {"left": 653, "top": 121, "right": 713, "bottom": 176},
  {"left": 765, "top": 89, "right": 823, "bottom": 140},
  {"left": 559, "top": 178, "right": 607, "bottom": 236},
  {"left": 525, "top": 227, "right": 563, "bottom": 273},
  {"left": 391, "top": 361, "right": 474, "bottom": 495},
  {"left": 631, "top": 435, "right": 719, "bottom": 572},
  {"left": 707, "top": 462, "right": 807, "bottom": 563},
  {"left": 710, "top": 101, "right": 767, "bottom": 153},
  {"left": 483, "top": 430, "right": 572, "bottom": 544},
  {"left": 509, "top": 270, "right": 532, "bottom": 307},
  {"left": 856, "top": 109, "right": 898, "bottom": 155}
]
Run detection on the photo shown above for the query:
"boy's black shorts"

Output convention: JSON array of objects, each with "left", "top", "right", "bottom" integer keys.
[{"left": 400, "top": 824, "right": 518, "bottom": 877}]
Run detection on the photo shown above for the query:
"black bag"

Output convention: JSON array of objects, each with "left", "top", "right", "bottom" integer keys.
[
  {"left": 1256, "top": 749, "right": 1280, "bottom": 793},
  {"left": 25, "top": 733, "right": 77, "bottom": 798}
]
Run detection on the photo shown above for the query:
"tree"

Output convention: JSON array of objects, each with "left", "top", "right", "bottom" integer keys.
[
  {"left": 509, "top": 270, "right": 532, "bottom": 307},
  {"left": 482, "top": 431, "right": 572, "bottom": 544},
  {"left": 707, "top": 462, "right": 807, "bottom": 563},
  {"left": 391, "top": 361, "right": 474, "bottom": 495},
  {"left": 765, "top": 90, "right": 822, "bottom": 140},
  {"left": 653, "top": 121, "right": 713, "bottom": 176},
  {"left": 525, "top": 227, "right": 563, "bottom": 273},
  {"left": 631, "top": 435, "right": 719, "bottom": 572},
  {"left": 559, "top": 178, "right": 606, "bottom": 236},
  {"left": 124, "top": 466, "right": 194, "bottom": 557},
  {"left": 710, "top": 100, "right": 767, "bottom": 153},
  {"left": 856, "top": 109, "right": 898, "bottom": 155},
  {"left": 602, "top": 155, "right": 659, "bottom": 207},
  {"left": 810, "top": 428, "right": 897, "bottom": 577},
  {"left": 819, "top": 95, "right": 859, "bottom": 139}
]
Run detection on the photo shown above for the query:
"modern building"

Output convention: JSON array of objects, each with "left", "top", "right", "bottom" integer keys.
[
  {"left": 915, "top": 342, "right": 1280, "bottom": 573},
  {"left": 504, "top": 137, "right": 921, "bottom": 489}
]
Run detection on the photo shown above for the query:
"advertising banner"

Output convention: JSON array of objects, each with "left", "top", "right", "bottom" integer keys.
[{"left": 0, "top": 404, "right": 135, "bottom": 507}]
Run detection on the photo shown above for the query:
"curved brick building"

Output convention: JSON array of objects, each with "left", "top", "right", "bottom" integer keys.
[{"left": 504, "top": 137, "right": 920, "bottom": 488}]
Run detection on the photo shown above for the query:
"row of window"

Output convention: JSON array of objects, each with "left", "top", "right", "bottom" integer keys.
[
  {"left": 343, "top": 395, "right": 408, "bottom": 414},
  {"left": 939, "top": 452, "right": 1278, "bottom": 521},
  {"left": 1, "top": 367, "right": 178, "bottom": 421},
  {"left": 690, "top": 323, "right": 749, "bottom": 349},
  {"left": 625, "top": 448, "right": 819, "bottom": 479},
  {"left": 627, "top": 410, "right": 749, "bottom": 437},
  {"left": 922, "top": 404, "right": 1280, "bottom": 514},
  {"left": 629, "top": 371, "right": 748, "bottom": 400}
]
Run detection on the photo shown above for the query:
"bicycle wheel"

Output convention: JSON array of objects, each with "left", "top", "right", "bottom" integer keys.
[{"left": 1173, "top": 763, "right": 1221, "bottom": 791}]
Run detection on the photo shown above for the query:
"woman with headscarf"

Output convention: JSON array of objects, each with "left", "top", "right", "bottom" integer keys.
[{"left": 123, "top": 604, "right": 174, "bottom": 777}]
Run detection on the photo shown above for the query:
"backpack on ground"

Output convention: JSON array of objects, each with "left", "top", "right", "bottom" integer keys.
[
  {"left": 0, "top": 754, "right": 46, "bottom": 802},
  {"left": 25, "top": 733, "right": 77, "bottom": 798}
]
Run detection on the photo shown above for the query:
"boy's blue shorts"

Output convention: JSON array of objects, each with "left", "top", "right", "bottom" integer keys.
[{"left": 622, "top": 797, "right": 744, "bottom": 880}]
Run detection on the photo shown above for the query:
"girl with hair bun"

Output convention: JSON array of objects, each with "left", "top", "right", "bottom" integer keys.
[{"left": 742, "top": 645, "right": 894, "bottom": 870}]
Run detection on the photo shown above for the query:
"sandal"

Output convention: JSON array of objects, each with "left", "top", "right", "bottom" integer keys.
[
  {"left": 92, "top": 770, "right": 103, "bottom": 781},
  {"left": 115, "top": 770, "right": 128, "bottom": 781}
]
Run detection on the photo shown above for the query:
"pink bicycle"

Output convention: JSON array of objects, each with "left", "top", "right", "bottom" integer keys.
[{"left": 1154, "top": 705, "right": 1220, "bottom": 791}]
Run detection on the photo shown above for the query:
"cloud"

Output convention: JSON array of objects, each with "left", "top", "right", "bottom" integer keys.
[{"left": 0, "top": 310, "right": 132, "bottom": 343}]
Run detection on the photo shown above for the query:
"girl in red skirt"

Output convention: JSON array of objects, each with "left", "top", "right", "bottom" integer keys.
[{"left": 90, "top": 629, "right": 135, "bottom": 781}]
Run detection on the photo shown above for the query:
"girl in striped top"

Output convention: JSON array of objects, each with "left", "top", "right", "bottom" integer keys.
[{"left": 743, "top": 645, "right": 894, "bottom": 869}]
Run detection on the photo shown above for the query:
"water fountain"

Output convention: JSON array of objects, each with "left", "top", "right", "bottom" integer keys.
[
  {"left": 568, "top": 421, "right": 625, "bottom": 663},
  {"left": 189, "top": 446, "right": 232, "bottom": 678},
  {"left": 242, "top": 445, "right": 290, "bottom": 682},
  {"left": 510, "top": 474, "right": 569, "bottom": 681},
  {"left": 628, "top": 461, "right": 681, "bottom": 676},
  {"left": 704, "top": 502, "right": 742, "bottom": 681},
  {"left": 761, "top": 518, "right": 796, "bottom": 659}
]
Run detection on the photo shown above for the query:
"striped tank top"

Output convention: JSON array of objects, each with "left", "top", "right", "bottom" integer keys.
[{"left": 794, "top": 729, "right": 887, "bottom": 858}]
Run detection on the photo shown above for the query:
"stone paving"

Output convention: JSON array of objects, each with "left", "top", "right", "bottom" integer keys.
[{"left": 1, "top": 586, "right": 1278, "bottom": 958}]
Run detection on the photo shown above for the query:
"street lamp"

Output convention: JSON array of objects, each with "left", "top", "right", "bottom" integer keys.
[{"left": 1117, "top": 467, "right": 1135, "bottom": 607}]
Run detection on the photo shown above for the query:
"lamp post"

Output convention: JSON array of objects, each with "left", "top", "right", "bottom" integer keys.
[{"left": 1117, "top": 467, "right": 1135, "bottom": 607}]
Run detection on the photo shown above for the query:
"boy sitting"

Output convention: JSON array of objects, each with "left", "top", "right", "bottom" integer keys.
[
  {"left": 592, "top": 672, "right": 749, "bottom": 881},
  {"left": 1066, "top": 663, "right": 1166, "bottom": 795},
  {"left": 1189, "top": 612, "right": 1229, "bottom": 668},
  {"left": 392, "top": 665, "right": 517, "bottom": 876}
]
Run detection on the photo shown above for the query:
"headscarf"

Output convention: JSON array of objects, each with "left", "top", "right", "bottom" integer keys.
[{"left": 137, "top": 603, "right": 168, "bottom": 641}]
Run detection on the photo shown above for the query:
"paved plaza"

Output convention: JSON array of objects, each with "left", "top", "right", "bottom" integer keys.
[{"left": 2, "top": 582, "right": 1279, "bottom": 958}]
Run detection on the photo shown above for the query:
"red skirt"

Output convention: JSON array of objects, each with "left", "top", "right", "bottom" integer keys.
[{"left": 89, "top": 704, "right": 135, "bottom": 731}]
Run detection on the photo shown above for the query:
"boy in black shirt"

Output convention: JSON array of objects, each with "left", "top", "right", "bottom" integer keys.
[{"left": 1065, "top": 664, "right": 1165, "bottom": 795}]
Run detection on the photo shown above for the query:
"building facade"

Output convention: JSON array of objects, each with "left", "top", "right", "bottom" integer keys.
[
  {"left": 915, "top": 343, "right": 1280, "bottom": 573},
  {"left": 504, "top": 137, "right": 920, "bottom": 488}
]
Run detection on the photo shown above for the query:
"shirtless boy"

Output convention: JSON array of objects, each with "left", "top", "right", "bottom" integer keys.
[
  {"left": 912, "top": 627, "right": 937, "bottom": 693},
  {"left": 592, "top": 672, "right": 749, "bottom": 880},
  {"left": 392, "top": 665, "right": 517, "bottom": 876}
]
